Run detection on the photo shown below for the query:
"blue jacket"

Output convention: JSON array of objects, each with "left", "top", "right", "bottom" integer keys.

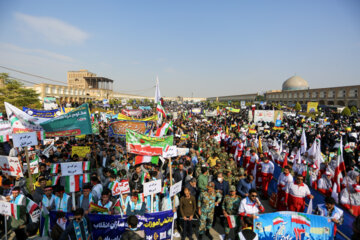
[
  {"left": 237, "top": 179, "right": 255, "bottom": 198},
  {"left": 213, "top": 179, "right": 229, "bottom": 196}
]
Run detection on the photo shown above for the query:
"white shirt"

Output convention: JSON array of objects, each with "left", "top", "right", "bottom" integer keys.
[
  {"left": 238, "top": 197, "right": 264, "bottom": 215},
  {"left": 277, "top": 172, "right": 293, "bottom": 191},
  {"left": 260, "top": 161, "right": 274, "bottom": 174},
  {"left": 285, "top": 182, "right": 311, "bottom": 198}
]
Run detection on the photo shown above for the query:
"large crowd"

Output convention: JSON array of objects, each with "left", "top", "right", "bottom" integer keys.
[{"left": 0, "top": 101, "right": 360, "bottom": 240}]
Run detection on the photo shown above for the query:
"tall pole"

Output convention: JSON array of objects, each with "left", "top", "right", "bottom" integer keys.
[{"left": 25, "top": 147, "right": 34, "bottom": 193}]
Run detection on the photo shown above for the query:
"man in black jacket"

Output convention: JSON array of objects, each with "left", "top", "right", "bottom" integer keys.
[
  {"left": 59, "top": 208, "right": 92, "bottom": 240},
  {"left": 121, "top": 215, "right": 145, "bottom": 240}
]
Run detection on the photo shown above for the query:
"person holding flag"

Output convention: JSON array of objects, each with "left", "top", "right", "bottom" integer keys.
[
  {"left": 7, "top": 186, "right": 27, "bottom": 240},
  {"left": 315, "top": 196, "right": 344, "bottom": 234},
  {"left": 126, "top": 193, "right": 146, "bottom": 216},
  {"left": 77, "top": 184, "right": 97, "bottom": 215},
  {"left": 222, "top": 185, "right": 241, "bottom": 240}
]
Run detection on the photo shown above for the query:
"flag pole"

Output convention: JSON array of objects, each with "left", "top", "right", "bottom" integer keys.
[
  {"left": 4, "top": 215, "right": 7, "bottom": 240},
  {"left": 25, "top": 146, "right": 34, "bottom": 193},
  {"left": 72, "top": 192, "right": 76, "bottom": 211}
]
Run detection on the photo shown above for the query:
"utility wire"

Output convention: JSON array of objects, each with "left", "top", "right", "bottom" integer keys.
[{"left": 0, "top": 65, "right": 66, "bottom": 84}]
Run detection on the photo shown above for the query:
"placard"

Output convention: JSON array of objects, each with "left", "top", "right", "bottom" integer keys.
[
  {"left": 112, "top": 181, "right": 130, "bottom": 196},
  {"left": 0, "top": 201, "right": 12, "bottom": 216},
  {"left": 23, "top": 159, "right": 39, "bottom": 174},
  {"left": 43, "top": 139, "right": 54, "bottom": 145},
  {"left": 0, "top": 156, "right": 23, "bottom": 177},
  {"left": 42, "top": 143, "right": 55, "bottom": 158},
  {"left": 143, "top": 179, "right": 162, "bottom": 196},
  {"left": 162, "top": 146, "right": 177, "bottom": 158},
  {"left": 170, "top": 180, "right": 182, "bottom": 197},
  {"left": 71, "top": 146, "right": 90, "bottom": 158},
  {"left": 12, "top": 132, "right": 38, "bottom": 148},
  {"left": 177, "top": 148, "right": 189, "bottom": 156},
  {"left": 61, "top": 162, "right": 83, "bottom": 176}
]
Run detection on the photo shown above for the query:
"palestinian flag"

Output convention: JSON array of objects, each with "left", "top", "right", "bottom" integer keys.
[
  {"left": 26, "top": 197, "right": 39, "bottom": 215},
  {"left": 126, "top": 129, "right": 174, "bottom": 156},
  {"left": 114, "top": 199, "right": 122, "bottom": 213},
  {"left": 273, "top": 216, "right": 284, "bottom": 225},
  {"left": 37, "top": 131, "right": 46, "bottom": 141},
  {"left": 0, "top": 134, "right": 9, "bottom": 142},
  {"left": 135, "top": 156, "right": 159, "bottom": 165},
  {"left": 226, "top": 215, "right": 236, "bottom": 229},
  {"left": 50, "top": 163, "right": 59, "bottom": 174},
  {"left": 156, "top": 102, "right": 166, "bottom": 118},
  {"left": 11, "top": 203, "right": 21, "bottom": 220},
  {"left": 52, "top": 176, "right": 60, "bottom": 186},
  {"left": 291, "top": 214, "right": 311, "bottom": 227},
  {"left": 64, "top": 175, "right": 80, "bottom": 193},
  {"left": 83, "top": 161, "right": 91, "bottom": 171}
]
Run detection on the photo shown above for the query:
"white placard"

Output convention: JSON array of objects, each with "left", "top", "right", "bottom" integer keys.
[
  {"left": 170, "top": 180, "right": 182, "bottom": 197},
  {"left": 143, "top": 179, "right": 162, "bottom": 196},
  {"left": 12, "top": 132, "right": 38, "bottom": 148},
  {"left": 355, "top": 122, "right": 360, "bottom": 127},
  {"left": 162, "top": 146, "right": 177, "bottom": 158},
  {"left": 60, "top": 162, "right": 83, "bottom": 176},
  {"left": 43, "top": 139, "right": 54, "bottom": 145},
  {"left": 112, "top": 181, "right": 130, "bottom": 196},
  {"left": 23, "top": 159, "right": 39, "bottom": 174},
  {"left": 0, "top": 201, "right": 12, "bottom": 216},
  {"left": 0, "top": 155, "right": 24, "bottom": 177},
  {"left": 42, "top": 143, "right": 54, "bottom": 158},
  {"left": 177, "top": 148, "right": 189, "bottom": 156}
]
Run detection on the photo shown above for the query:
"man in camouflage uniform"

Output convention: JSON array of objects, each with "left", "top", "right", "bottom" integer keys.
[
  {"left": 222, "top": 186, "right": 241, "bottom": 240},
  {"left": 197, "top": 182, "right": 221, "bottom": 240}
]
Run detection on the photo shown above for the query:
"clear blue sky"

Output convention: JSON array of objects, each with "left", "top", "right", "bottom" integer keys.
[{"left": 0, "top": 0, "right": 359, "bottom": 98}]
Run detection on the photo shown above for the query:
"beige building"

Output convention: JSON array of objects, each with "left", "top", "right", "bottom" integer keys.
[
  {"left": 207, "top": 93, "right": 259, "bottom": 102},
  {"left": 265, "top": 76, "right": 360, "bottom": 107},
  {"left": 31, "top": 70, "right": 205, "bottom": 103}
]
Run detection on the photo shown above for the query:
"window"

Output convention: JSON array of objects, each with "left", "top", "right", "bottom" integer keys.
[
  {"left": 299, "top": 92, "right": 304, "bottom": 98},
  {"left": 46, "top": 87, "right": 50, "bottom": 94},
  {"left": 305, "top": 92, "right": 310, "bottom": 98},
  {"left": 293, "top": 93, "right": 297, "bottom": 98},
  {"left": 312, "top": 92, "right": 317, "bottom": 98}
]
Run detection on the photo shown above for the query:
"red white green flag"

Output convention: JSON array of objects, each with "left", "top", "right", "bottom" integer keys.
[
  {"left": 333, "top": 138, "right": 346, "bottom": 192},
  {"left": 273, "top": 216, "right": 284, "bottom": 225},
  {"left": 26, "top": 197, "right": 39, "bottom": 215},
  {"left": 37, "top": 131, "right": 46, "bottom": 141},
  {"left": 155, "top": 121, "right": 173, "bottom": 137},
  {"left": 0, "top": 134, "right": 10, "bottom": 142},
  {"left": 82, "top": 173, "right": 91, "bottom": 183},
  {"left": 10, "top": 203, "right": 21, "bottom": 220},
  {"left": 291, "top": 214, "right": 311, "bottom": 227},
  {"left": 226, "top": 215, "right": 236, "bottom": 229},
  {"left": 135, "top": 155, "right": 159, "bottom": 165},
  {"left": 64, "top": 175, "right": 80, "bottom": 192},
  {"left": 83, "top": 161, "right": 91, "bottom": 171},
  {"left": 50, "top": 163, "right": 59, "bottom": 174},
  {"left": 52, "top": 176, "right": 60, "bottom": 186}
]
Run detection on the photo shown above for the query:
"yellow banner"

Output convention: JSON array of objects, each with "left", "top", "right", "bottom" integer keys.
[
  {"left": 117, "top": 113, "right": 157, "bottom": 121},
  {"left": 60, "top": 108, "right": 74, "bottom": 114},
  {"left": 307, "top": 102, "right": 318, "bottom": 113},
  {"left": 71, "top": 146, "right": 90, "bottom": 157},
  {"left": 226, "top": 107, "right": 240, "bottom": 113}
]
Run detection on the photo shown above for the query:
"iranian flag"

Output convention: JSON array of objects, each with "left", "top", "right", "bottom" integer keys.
[
  {"left": 0, "top": 134, "right": 9, "bottom": 142},
  {"left": 273, "top": 217, "right": 284, "bottom": 225},
  {"left": 135, "top": 155, "right": 159, "bottom": 165},
  {"left": 50, "top": 163, "right": 59, "bottom": 174},
  {"left": 126, "top": 129, "right": 174, "bottom": 156},
  {"left": 83, "top": 161, "right": 91, "bottom": 171},
  {"left": 140, "top": 172, "right": 150, "bottom": 184},
  {"left": 156, "top": 102, "right": 166, "bottom": 119},
  {"left": 291, "top": 214, "right": 311, "bottom": 227},
  {"left": 11, "top": 203, "right": 21, "bottom": 220},
  {"left": 82, "top": 173, "right": 91, "bottom": 183},
  {"left": 155, "top": 121, "right": 173, "bottom": 137},
  {"left": 333, "top": 138, "right": 345, "bottom": 191},
  {"left": 138, "top": 193, "right": 145, "bottom": 202},
  {"left": 65, "top": 175, "right": 80, "bottom": 192},
  {"left": 226, "top": 215, "right": 236, "bottom": 229},
  {"left": 37, "top": 131, "right": 46, "bottom": 141},
  {"left": 26, "top": 197, "right": 39, "bottom": 215},
  {"left": 344, "top": 142, "right": 352, "bottom": 153},
  {"left": 52, "top": 175, "right": 60, "bottom": 186}
]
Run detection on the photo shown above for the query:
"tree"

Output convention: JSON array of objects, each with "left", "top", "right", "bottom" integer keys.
[
  {"left": 341, "top": 107, "right": 351, "bottom": 117},
  {"left": 0, "top": 73, "right": 41, "bottom": 113},
  {"left": 351, "top": 106, "right": 358, "bottom": 114},
  {"left": 295, "top": 102, "right": 302, "bottom": 112}
]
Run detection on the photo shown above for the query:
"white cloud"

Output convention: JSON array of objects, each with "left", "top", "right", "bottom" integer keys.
[
  {"left": 14, "top": 12, "right": 89, "bottom": 45},
  {"left": 0, "top": 42, "right": 75, "bottom": 62}
]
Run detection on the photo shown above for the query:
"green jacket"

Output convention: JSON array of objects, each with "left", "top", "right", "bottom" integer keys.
[{"left": 197, "top": 174, "right": 209, "bottom": 192}]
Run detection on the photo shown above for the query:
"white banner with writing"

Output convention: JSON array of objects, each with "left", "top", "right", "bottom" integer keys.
[
  {"left": 61, "top": 162, "right": 83, "bottom": 176},
  {"left": 143, "top": 179, "right": 162, "bottom": 196},
  {"left": 0, "top": 155, "right": 23, "bottom": 177},
  {"left": 12, "top": 132, "right": 38, "bottom": 148}
]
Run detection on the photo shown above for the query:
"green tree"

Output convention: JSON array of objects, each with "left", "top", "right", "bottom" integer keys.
[
  {"left": 351, "top": 106, "right": 358, "bottom": 114},
  {"left": 0, "top": 73, "right": 41, "bottom": 112},
  {"left": 295, "top": 102, "right": 302, "bottom": 112},
  {"left": 341, "top": 107, "right": 351, "bottom": 117}
]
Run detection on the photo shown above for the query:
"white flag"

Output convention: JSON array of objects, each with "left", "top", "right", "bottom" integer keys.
[
  {"left": 300, "top": 129, "right": 307, "bottom": 154},
  {"left": 154, "top": 76, "right": 161, "bottom": 104}
]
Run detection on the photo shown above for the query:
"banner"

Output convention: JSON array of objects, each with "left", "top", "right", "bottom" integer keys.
[
  {"left": 191, "top": 108, "right": 202, "bottom": 114},
  {"left": 22, "top": 107, "right": 60, "bottom": 118},
  {"left": 126, "top": 129, "right": 174, "bottom": 156},
  {"left": 109, "top": 120, "right": 154, "bottom": 137},
  {"left": 5, "top": 102, "right": 46, "bottom": 133},
  {"left": 43, "top": 97, "right": 58, "bottom": 110},
  {"left": 60, "top": 162, "right": 83, "bottom": 176},
  {"left": 254, "top": 211, "right": 334, "bottom": 240},
  {"left": 254, "top": 110, "right": 275, "bottom": 123},
  {"left": 121, "top": 109, "right": 143, "bottom": 117},
  {"left": 226, "top": 107, "right": 241, "bottom": 113},
  {"left": 117, "top": 113, "right": 157, "bottom": 122},
  {"left": 307, "top": 102, "right": 319, "bottom": 113},
  {"left": 40, "top": 103, "right": 92, "bottom": 137},
  {"left": 46, "top": 210, "right": 174, "bottom": 240},
  {"left": 274, "top": 110, "right": 283, "bottom": 127},
  {"left": 71, "top": 146, "right": 90, "bottom": 157},
  {"left": 0, "top": 155, "right": 23, "bottom": 177},
  {"left": 139, "top": 106, "right": 152, "bottom": 110},
  {"left": 12, "top": 132, "right": 38, "bottom": 148}
]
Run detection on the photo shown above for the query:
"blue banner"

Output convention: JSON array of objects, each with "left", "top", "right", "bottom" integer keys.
[
  {"left": 268, "top": 163, "right": 355, "bottom": 240},
  {"left": 23, "top": 107, "right": 60, "bottom": 118},
  {"left": 46, "top": 210, "right": 174, "bottom": 240},
  {"left": 254, "top": 211, "right": 334, "bottom": 240},
  {"left": 139, "top": 106, "right": 152, "bottom": 110}
]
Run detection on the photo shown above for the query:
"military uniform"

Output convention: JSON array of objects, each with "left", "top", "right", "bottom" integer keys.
[
  {"left": 198, "top": 189, "right": 222, "bottom": 236},
  {"left": 222, "top": 194, "right": 241, "bottom": 235}
]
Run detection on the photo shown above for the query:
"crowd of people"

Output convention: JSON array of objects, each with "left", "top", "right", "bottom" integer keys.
[{"left": 0, "top": 101, "right": 360, "bottom": 240}]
